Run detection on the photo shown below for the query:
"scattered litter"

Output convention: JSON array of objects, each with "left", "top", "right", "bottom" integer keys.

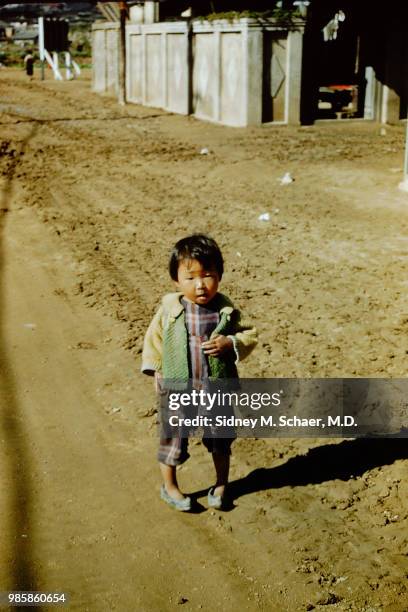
[
  {"left": 279, "top": 172, "right": 294, "bottom": 185},
  {"left": 274, "top": 208, "right": 280, "bottom": 213},
  {"left": 75, "top": 341, "right": 97, "bottom": 350},
  {"left": 200, "top": 147, "right": 210, "bottom": 155},
  {"left": 23, "top": 323, "right": 36, "bottom": 330},
  {"left": 236, "top": 251, "right": 242, "bottom": 257},
  {"left": 105, "top": 406, "right": 121, "bottom": 415},
  {"left": 258, "top": 212, "right": 270, "bottom": 221}
]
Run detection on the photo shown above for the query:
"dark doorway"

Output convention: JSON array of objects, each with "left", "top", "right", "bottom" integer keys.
[
  {"left": 301, "top": 0, "right": 367, "bottom": 123},
  {"left": 301, "top": 0, "right": 408, "bottom": 124}
]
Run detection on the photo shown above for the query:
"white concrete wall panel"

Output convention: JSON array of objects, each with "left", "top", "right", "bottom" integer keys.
[
  {"left": 93, "top": 29, "right": 106, "bottom": 92},
  {"left": 286, "top": 30, "right": 303, "bottom": 125},
  {"left": 146, "top": 34, "right": 163, "bottom": 107},
  {"left": 106, "top": 29, "right": 119, "bottom": 93},
  {"left": 271, "top": 36, "right": 287, "bottom": 122},
  {"left": 246, "top": 29, "right": 263, "bottom": 125},
  {"left": 128, "top": 34, "right": 143, "bottom": 102},
  {"left": 220, "top": 33, "right": 243, "bottom": 125},
  {"left": 193, "top": 34, "right": 216, "bottom": 121},
  {"left": 167, "top": 34, "right": 188, "bottom": 114}
]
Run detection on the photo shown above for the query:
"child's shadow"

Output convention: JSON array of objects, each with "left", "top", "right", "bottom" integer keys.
[
  {"left": 192, "top": 435, "right": 408, "bottom": 511},
  {"left": 229, "top": 435, "right": 408, "bottom": 501},
  {"left": 188, "top": 499, "right": 208, "bottom": 514}
]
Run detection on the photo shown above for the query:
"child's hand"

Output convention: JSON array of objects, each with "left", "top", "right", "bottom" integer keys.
[
  {"left": 201, "top": 335, "right": 233, "bottom": 356},
  {"left": 154, "top": 371, "right": 163, "bottom": 393}
]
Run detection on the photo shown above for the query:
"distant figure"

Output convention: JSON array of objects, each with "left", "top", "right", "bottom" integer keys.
[{"left": 23, "top": 50, "right": 34, "bottom": 77}]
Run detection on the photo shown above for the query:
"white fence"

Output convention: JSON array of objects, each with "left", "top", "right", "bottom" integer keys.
[{"left": 92, "top": 18, "right": 304, "bottom": 127}]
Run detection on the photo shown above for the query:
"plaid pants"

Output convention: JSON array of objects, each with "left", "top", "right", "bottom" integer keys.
[{"left": 157, "top": 434, "right": 233, "bottom": 466}]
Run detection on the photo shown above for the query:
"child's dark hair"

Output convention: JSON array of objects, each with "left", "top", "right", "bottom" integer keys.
[{"left": 169, "top": 234, "right": 224, "bottom": 281}]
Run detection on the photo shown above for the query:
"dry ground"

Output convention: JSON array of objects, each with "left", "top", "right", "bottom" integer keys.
[{"left": 0, "top": 69, "right": 407, "bottom": 611}]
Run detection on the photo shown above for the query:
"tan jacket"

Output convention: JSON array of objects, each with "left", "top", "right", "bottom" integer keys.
[{"left": 141, "top": 292, "right": 257, "bottom": 377}]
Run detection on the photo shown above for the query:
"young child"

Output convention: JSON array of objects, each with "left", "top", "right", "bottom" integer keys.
[
  {"left": 23, "top": 50, "right": 34, "bottom": 78},
  {"left": 142, "top": 234, "right": 257, "bottom": 511}
]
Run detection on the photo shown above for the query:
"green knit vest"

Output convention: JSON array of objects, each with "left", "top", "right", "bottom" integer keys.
[{"left": 162, "top": 310, "right": 238, "bottom": 387}]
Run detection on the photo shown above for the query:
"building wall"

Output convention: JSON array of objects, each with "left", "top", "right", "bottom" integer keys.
[
  {"left": 190, "top": 20, "right": 304, "bottom": 127},
  {"left": 167, "top": 33, "right": 189, "bottom": 112},
  {"left": 192, "top": 22, "right": 247, "bottom": 126},
  {"left": 128, "top": 32, "right": 142, "bottom": 101},
  {"left": 92, "top": 27, "right": 106, "bottom": 92},
  {"left": 193, "top": 32, "right": 216, "bottom": 121},
  {"left": 92, "top": 19, "right": 304, "bottom": 127},
  {"left": 106, "top": 28, "right": 119, "bottom": 93},
  {"left": 92, "top": 23, "right": 119, "bottom": 94},
  {"left": 126, "top": 22, "right": 189, "bottom": 115}
]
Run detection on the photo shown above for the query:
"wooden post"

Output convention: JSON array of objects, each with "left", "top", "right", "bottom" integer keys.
[
  {"left": 118, "top": 1, "right": 127, "bottom": 105},
  {"left": 38, "top": 17, "right": 45, "bottom": 80}
]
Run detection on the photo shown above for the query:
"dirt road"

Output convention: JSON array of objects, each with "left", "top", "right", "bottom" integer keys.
[{"left": 0, "top": 69, "right": 407, "bottom": 611}]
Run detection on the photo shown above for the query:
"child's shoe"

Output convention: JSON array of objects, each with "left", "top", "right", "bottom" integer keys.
[
  {"left": 207, "top": 486, "right": 225, "bottom": 510},
  {"left": 160, "top": 485, "right": 191, "bottom": 512}
]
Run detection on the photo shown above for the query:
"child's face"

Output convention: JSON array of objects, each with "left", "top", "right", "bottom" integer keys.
[{"left": 175, "top": 258, "right": 219, "bottom": 305}]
